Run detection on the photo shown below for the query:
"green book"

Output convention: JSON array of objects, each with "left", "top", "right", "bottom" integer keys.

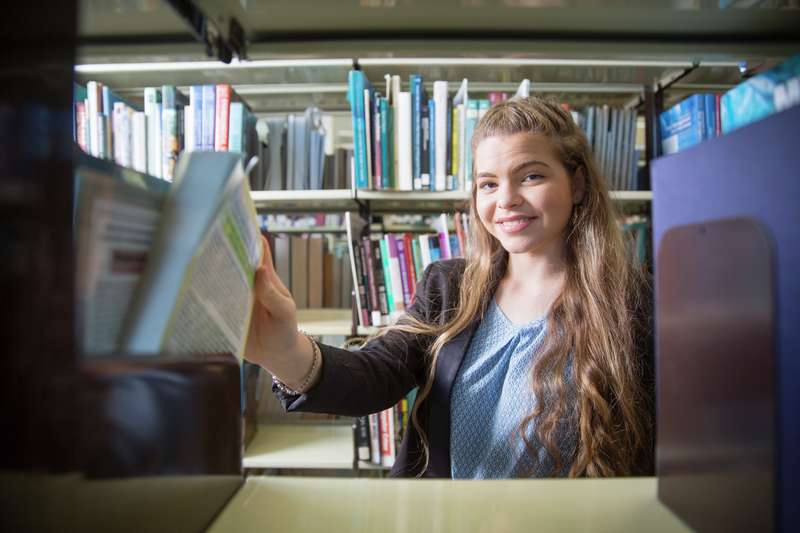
[{"left": 379, "top": 237, "right": 395, "bottom": 314}]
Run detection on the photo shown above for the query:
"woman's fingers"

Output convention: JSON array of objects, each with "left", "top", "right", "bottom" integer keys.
[
  {"left": 254, "top": 263, "right": 296, "bottom": 319},
  {"left": 259, "top": 234, "right": 291, "bottom": 298}
]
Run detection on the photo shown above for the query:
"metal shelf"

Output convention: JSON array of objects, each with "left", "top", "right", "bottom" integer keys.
[{"left": 253, "top": 189, "right": 652, "bottom": 214}]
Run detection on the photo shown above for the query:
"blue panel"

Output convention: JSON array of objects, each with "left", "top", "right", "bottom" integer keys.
[{"left": 652, "top": 104, "right": 800, "bottom": 531}]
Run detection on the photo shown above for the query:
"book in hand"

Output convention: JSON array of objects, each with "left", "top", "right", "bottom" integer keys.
[{"left": 75, "top": 150, "right": 262, "bottom": 360}]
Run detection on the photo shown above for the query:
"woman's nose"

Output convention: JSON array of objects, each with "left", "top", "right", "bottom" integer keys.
[{"left": 496, "top": 183, "right": 522, "bottom": 209}]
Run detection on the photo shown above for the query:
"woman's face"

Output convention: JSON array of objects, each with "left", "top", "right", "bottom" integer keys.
[{"left": 474, "top": 132, "right": 583, "bottom": 256}]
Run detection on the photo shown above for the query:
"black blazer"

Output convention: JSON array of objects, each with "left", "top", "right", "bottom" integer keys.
[
  {"left": 275, "top": 258, "right": 474, "bottom": 477},
  {"left": 274, "top": 257, "right": 654, "bottom": 478}
]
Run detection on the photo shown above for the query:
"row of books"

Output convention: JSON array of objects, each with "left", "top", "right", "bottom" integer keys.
[
  {"left": 354, "top": 391, "right": 415, "bottom": 468},
  {"left": 74, "top": 81, "right": 258, "bottom": 181},
  {"left": 253, "top": 110, "right": 336, "bottom": 191},
  {"left": 346, "top": 212, "right": 472, "bottom": 328},
  {"left": 348, "top": 71, "right": 531, "bottom": 192},
  {"left": 265, "top": 233, "right": 353, "bottom": 310},
  {"left": 573, "top": 106, "right": 640, "bottom": 192},
  {"left": 660, "top": 53, "right": 799, "bottom": 156}
]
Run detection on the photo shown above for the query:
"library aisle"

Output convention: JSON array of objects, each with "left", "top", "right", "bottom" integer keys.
[{"left": 209, "top": 476, "right": 691, "bottom": 533}]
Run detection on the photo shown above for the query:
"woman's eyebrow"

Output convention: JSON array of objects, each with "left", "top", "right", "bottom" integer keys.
[
  {"left": 511, "top": 160, "right": 550, "bottom": 173},
  {"left": 476, "top": 160, "right": 550, "bottom": 179}
]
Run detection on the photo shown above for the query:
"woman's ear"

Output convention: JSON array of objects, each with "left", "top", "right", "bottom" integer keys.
[{"left": 572, "top": 166, "right": 587, "bottom": 205}]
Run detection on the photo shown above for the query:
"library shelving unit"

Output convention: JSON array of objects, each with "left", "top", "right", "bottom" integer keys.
[{"left": 7, "top": 0, "right": 790, "bottom": 530}]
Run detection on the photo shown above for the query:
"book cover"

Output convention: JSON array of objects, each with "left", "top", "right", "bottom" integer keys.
[
  {"left": 384, "top": 234, "right": 405, "bottom": 312},
  {"left": 391, "top": 75, "right": 401, "bottom": 188},
  {"left": 214, "top": 84, "right": 232, "bottom": 151},
  {"left": 379, "top": 407, "right": 396, "bottom": 467},
  {"left": 143, "top": 87, "right": 162, "bottom": 178},
  {"left": 355, "top": 416, "right": 371, "bottom": 462},
  {"left": 660, "top": 94, "right": 706, "bottom": 155},
  {"left": 131, "top": 111, "right": 147, "bottom": 174},
  {"left": 373, "top": 93, "right": 382, "bottom": 189},
  {"left": 394, "top": 235, "right": 412, "bottom": 308},
  {"left": 411, "top": 237, "right": 424, "bottom": 285},
  {"left": 345, "top": 212, "right": 369, "bottom": 327},
  {"left": 721, "top": 54, "right": 800, "bottom": 134}
]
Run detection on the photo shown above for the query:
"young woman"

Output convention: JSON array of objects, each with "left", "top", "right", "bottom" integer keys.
[{"left": 245, "top": 97, "right": 654, "bottom": 479}]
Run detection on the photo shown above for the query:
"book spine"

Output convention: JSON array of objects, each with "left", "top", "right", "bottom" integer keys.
[
  {"left": 419, "top": 232, "right": 432, "bottom": 269},
  {"left": 383, "top": 236, "right": 404, "bottom": 313},
  {"left": 364, "top": 88, "right": 373, "bottom": 189},
  {"left": 451, "top": 105, "right": 460, "bottom": 180},
  {"left": 410, "top": 74, "right": 422, "bottom": 188},
  {"left": 355, "top": 416, "right": 371, "bottom": 462},
  {"left": 144, "top": 87, "right": 161, "bottom": 178},
  {"left": 189, "top": 85, "right": 203, "bottom": 151},
  {"left": 353, "top": 239, "right": 370, "bottom": 327},
  {"left": 161, "top": 85, "right": 179, "bottom": 181},
  {"left": 229, "top": 102, "right": 245, "bottom": 153},
  {"left": 395, "top": 237, "right": 412, "bottom": 308},
  {"left": 397, "top": 91, "right": 413, "bottom": 191},
  {"left": 370, "top": 239, "right": 390, "bottom": 319},
  {"left": 214, "top": 84, "right": 231, "bottom": 151},
  {"left": 379, "top": 407, "right": 395, "bottom": 467},
  {"left": 379, "top": 96, "right": 390, "bottom": 190},
  {"left": 348, "top": 70, "right": 368, "bottom": 189},
  {"left": 454, "top": 212, "right": 466, "bottom": 258},
  {"left": 428, "top": 98, "right": 437, "bottom": 191},
  {"left": 131, "top": 111, "right": 147, "bottom": 173},
  {"left": 368, "top": 412, "right": 381, "bottom": 464},
  {"left": 411, "top": 238, "right": 424, "bottom": 286},
  {"left": 373, "top": 95, "right": 382, "bottom": 189},
  {"left": 433, "top": 81, "right": 448, "bottom": 191},
  {"left": 402, "top": 233, "right": 417, "bottom": 299},
  {"left": 201, "top": 84, "right": 216, "bottom": 150},
  {"left": 420, "top": 100, "right": 430, "bottom": 190},
  {"left": 361, "top": 236, "right": 381, "bottom": 326},
  {"left": 75, "top": 101, "right": 87, "bottom": 152},
  {"left": 86, "top": 81, "right": 101, "bottom": 157}
]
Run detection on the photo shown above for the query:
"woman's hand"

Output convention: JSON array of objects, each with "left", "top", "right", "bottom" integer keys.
[{"left": 244, "top": 235, "right": 310, "bottom": 380}]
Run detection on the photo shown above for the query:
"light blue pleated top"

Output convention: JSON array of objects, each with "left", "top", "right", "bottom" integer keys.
[{"left": 450, "top": 297, "right": 559, "bottom": 479}]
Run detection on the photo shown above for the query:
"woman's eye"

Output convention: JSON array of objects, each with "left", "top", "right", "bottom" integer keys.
[
  {"left": 478, "top": 182, "right": 497, "bottom": 191},
  {"left": 523, "top": 174, "right": 543, "bottom": 183}
]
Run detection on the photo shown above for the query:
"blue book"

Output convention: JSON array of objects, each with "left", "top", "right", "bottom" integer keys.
[
  {"left": 704, "top": 93, "right": 717, "bottom": 140},
  {"left": 721, "top": 54, "right": 800, "bottom": 134},
  {"left": 189, "top": 86, "right": 204, "bottom": 151},
  {"left": 379, "top": 96, "right": 391, "bottom": 190},
  {"left": 228, "top": 102, "right": 245, "bottom": 153},
  {"left": 428, "top": 98, "right": 436, "bottom": 191},
  {"left": 347, "top": 70, "right": 369, "bottom": 189},
  {"left": 201, "top": 85, "right": 216, "bottom": 151},
  {"left": 410, "top": 74, "right": 423, "bottom": 187},
  {"left": 660, "top": 94, "right": 706, "bottom": 155}
]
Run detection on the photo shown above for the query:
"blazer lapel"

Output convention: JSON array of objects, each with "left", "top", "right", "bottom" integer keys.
[{"left": 426, "top": 319, "right": 478, "bottom": 477}]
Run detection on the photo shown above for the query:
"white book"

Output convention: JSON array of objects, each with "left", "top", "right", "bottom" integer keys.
[
  {"left": 433, "top": 81, "right": 449, "bottom": 191},
  {"left": 391, "top": 75, "right": 401, "bottom": 188},
  {"left": 363, "top": 89, "right": 373, "bottom": 189},
  {"left": 131, "top": 112, "right": 147, "bottom": 173},
  {"left": 419, "top": 234, "right": 432, "bottom": 269},
  {"left": 86, "top": 81, "right": 101, "bottom": 157},
  {"left": 144, "top": 88, "right": 162, "bottom": 178},
  {"left": 113, "top": 102, "right": 125, "bottom": 166},
  {"left": 453, "top": 79, "right": 469, "bottom": 191},
  {"left": 184, "top": 104, "right": 195, "bottom": 152},
  {"left": 397, "top": 91, "right": 413, "bottom": 191}
]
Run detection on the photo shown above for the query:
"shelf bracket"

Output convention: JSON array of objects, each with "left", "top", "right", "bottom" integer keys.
[{"left": 165, "top": 0, "right": 247, "bottom": 63}]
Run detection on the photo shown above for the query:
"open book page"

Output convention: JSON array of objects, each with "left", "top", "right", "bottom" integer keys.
[
  {"left": 74, "top": 156, "right": 169, "bottom": 355},
  {"left": 122, "top": 151, "right": 261, "bottom": 358},
  {"left": 162, "top": 164, "right": 262, "bottom": 358}
]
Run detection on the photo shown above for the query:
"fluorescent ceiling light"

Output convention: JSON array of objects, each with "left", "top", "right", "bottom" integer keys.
[{"left": 75, "top": 58, "right": 353, "bottom": 73}]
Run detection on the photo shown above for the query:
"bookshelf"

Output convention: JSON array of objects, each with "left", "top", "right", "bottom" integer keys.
[{"left": 29, "top": 1, "right": 793, "bottom": 530}]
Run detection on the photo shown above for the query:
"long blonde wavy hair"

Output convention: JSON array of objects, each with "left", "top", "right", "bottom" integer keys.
[{"left": 384, "top": 96, "right": 652, "bottom": 477}]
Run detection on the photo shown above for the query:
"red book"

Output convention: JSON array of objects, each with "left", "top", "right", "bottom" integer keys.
[
  {"left": 214, "top": 84, "right": 232, "bottom": 151},
  {"left": 379, "top": 407, "right": 395, "bottom": 467},
  {"left": 402, "top": 233, "right": 416, "bottom": 298},
  {"left": 75, "top": 101, "right": 87, "bottom": 152}
]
